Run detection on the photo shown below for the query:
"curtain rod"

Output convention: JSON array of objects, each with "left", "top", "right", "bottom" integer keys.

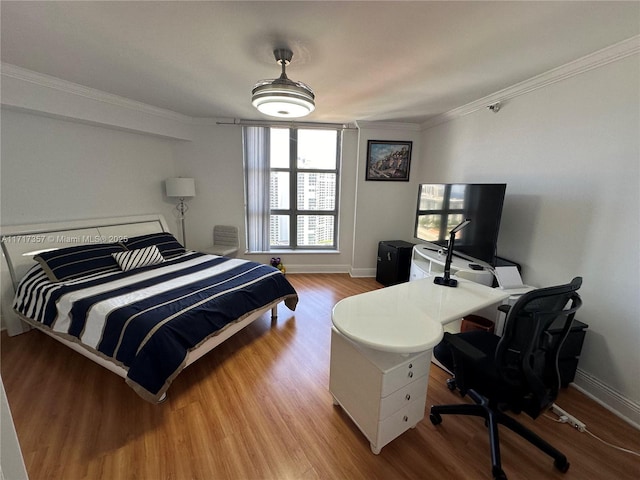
[{"left": 215, "top": 119, "right": 358, "bottom": 130}]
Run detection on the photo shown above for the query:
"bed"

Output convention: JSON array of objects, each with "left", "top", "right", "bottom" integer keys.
[{"left": 0, "top": 214, "right": 298, "bottom": 403}]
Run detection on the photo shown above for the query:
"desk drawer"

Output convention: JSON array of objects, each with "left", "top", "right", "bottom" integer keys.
[
  {"left": 377, "top": 396, "right": 426, "bottom": 449},
  {"left": 379, "top": 374, "right": 428, "bottom": 420},
  {"left": 381, "top": 352, "right": 431, "bottom": 396}
]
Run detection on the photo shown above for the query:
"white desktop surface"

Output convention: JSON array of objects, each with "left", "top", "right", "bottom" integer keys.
[{"left": 332, "top": 278, "right": 511, "bottom": 354}]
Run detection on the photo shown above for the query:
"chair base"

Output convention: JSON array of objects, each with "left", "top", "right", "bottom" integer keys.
[{"left": 430, "top": 389, "right": 569, "bottom": 480}]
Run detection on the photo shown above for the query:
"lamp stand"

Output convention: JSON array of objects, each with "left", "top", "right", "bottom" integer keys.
[
  {"left": 434, "top": 219, "right": 471, "bottom": 288},
  {"left": 433, "top": 231, "right": 458, "bottom": 287},
  {"left": 175, "top": 198, "right": 189, "bottom": 247}
]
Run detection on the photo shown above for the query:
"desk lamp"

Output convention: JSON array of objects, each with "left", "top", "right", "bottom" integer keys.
[{"left": 434, "top": 219, "right": 471, "bottom": 288}]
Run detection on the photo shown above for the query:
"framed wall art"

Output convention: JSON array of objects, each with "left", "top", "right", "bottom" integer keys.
[{"left": 365, "top": 140, "right": 412, "bottom": 181}]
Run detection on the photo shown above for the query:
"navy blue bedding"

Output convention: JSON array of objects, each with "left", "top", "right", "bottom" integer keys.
[{"left": 13, "top": 252, "right": 298, "bottom": 402}]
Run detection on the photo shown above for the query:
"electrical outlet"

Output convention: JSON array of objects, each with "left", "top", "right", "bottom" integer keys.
[{"left": 550, "top": 403, "right": 586, "bottom": 432}]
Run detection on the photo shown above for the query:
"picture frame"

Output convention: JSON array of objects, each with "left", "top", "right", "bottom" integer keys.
[{"left": 365, "top": 140, "right": 412, "bottom": 181}]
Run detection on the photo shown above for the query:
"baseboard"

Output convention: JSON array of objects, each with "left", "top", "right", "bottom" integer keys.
[
  {"left": 284, "top": 264, "right": 352, "bottom": 274},
  {"left": 349, "top": 267, "right": 376, "bottom": 278},
  {"left": 284, "top": 265, "right": 377, "bottom": 277},
  {"left": 571, "top": 368, "right": 640, "bottom": 430}
]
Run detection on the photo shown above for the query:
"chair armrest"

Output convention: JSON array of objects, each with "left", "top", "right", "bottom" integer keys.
[
  {"left": 497, "top": 304, "right": 511, "bottom": 314},
  {"left": 443, "top": 332, "right": 487, "bottom": 363}
]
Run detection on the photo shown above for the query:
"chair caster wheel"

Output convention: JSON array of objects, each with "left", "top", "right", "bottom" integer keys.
[
  {"left": 429, "top": 412, "right": 442, "bottom": 425},
  {"left": 554, "top": 457, "right": 570, "bottom": 473}
]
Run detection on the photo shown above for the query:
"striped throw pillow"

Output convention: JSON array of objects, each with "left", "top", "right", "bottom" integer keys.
[{"left": 112, "top": 245, "right": 165, "bottom": 272}]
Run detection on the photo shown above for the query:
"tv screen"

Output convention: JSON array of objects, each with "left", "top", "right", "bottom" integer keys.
[{"left": 414, "top": 183, "right": 506, "bottom": 265}]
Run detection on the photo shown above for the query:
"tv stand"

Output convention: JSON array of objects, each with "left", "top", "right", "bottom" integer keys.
[{"left": 410, "top": 244, "right": 494, "bottom": 286}]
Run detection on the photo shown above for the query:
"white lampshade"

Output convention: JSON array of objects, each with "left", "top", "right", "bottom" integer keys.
[{"left": 165, "top": 178, "right": 196, "bottom": 198}]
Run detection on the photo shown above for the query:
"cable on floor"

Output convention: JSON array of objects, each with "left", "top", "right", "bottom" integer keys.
[
  {"left": 543, "top": 413, "right": 640, "bottom": 457},
  {"left": 584, "top": 428, "right": 640, "bottom": 457}
]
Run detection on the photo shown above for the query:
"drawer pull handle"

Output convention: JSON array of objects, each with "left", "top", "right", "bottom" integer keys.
[
  {"left": 405, "top": 394, "right": 411, "bottom": 401},
  {"left": 408, "top": 363, "right": 413, "bottom": 369},
  {"left": 403, "top": 415, "right": 409, "bottom": 422},
  {"left": 408, "top": 371, "right": 413, "bottom": 378}
]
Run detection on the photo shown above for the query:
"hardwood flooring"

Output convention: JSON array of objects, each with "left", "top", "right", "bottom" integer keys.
[{"left": 2, "top": 273, "right": 639, "bottom": 479}]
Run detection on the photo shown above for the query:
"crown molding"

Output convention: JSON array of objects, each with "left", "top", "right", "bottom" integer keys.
[
  {"left": 1, "top": 63, "right": 192, "bottom": 124},
  {"left": 355, "top": 120, "right": 422, "bottom": 131},
  {"left": 191, "top": 116, "right": 237, "bottom": 126},
  {"left": 421, "top": 35, "right": 640, "bottom": 130}
]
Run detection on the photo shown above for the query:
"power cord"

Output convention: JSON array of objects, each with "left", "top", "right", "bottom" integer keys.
[
  {"left": 583, "top": 428, "right": 640, "bottom": 457},
  {"left": 543, "top": 413, "right": 640, "bottom": 457}
]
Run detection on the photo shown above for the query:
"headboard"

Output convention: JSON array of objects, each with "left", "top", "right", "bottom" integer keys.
[{"left": 0, "top": 214, "right": 170, "bottom": 336}]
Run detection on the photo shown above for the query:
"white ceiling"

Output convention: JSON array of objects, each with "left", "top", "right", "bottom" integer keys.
[{"left": 1, "top": 1, "right": 639, "bottom": 124}]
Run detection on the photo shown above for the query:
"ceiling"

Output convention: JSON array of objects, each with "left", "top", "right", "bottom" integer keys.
[{"left": 1, "top": 1, "right": 639, "bottom": 124}]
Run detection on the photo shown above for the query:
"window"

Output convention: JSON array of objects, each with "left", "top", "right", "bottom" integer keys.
[{"left": 243, "top": 126, "right": 340, "bottom": 251}]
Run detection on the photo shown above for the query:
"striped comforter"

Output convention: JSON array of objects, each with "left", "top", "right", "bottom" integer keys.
[{"left": 13, "top": 252, "right": 298, "bottom": 402}]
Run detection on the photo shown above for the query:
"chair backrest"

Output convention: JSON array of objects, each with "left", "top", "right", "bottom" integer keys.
[
  {"left": 213, "top": 225, "right": 238, "bottom": 247},
  {"left": 496, "top": 277, "right": 583, "bottom": 417}
]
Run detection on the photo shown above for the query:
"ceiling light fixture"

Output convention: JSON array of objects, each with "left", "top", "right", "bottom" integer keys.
[{"left": 251, "top": 48, "right": 315, "bottom": 118}]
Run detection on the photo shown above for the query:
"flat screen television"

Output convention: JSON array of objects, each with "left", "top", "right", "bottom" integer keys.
[{"left": 414, "top": 183, "right": 506, "bottom": 266}]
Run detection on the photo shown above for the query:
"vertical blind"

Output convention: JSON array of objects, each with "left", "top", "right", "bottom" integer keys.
[{"left": 243, "top": 126, "right": 271, "bottom": 252}]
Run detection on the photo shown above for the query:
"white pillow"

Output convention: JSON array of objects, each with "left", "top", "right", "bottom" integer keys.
[{"left": 112, "top": 245, "right": 165, "bottom": 272}]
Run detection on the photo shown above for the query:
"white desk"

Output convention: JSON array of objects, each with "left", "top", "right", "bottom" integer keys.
[
  {"left": 329, "top": 278, "right": 510, "bottom": 454},
  {"left": 332, "top": 278, "right": 511, "bottom": 353}
]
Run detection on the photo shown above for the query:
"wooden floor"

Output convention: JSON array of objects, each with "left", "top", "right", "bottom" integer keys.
[{"left": 2, "top": 273, "right": 639, "bottom": 480}]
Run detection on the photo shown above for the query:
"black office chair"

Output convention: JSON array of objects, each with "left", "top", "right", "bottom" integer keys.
[{"left": 430, "top": 277, "right": 583, "bottom": 480}]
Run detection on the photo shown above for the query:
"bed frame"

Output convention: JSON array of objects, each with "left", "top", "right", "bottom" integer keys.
[{"left": 0, "top": 214, "right": 279, "bottom": 390}]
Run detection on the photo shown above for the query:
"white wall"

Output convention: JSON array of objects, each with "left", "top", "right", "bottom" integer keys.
[
  {"left": 419, "top": 54, "right": 640, "bottom": 422},
  {"left": 351, "top": 123, "right": 422, "bottom": 276},
  {"left": 169, "top": 121, "right": 246, "bottom": 251},
  {"left": 1, "top": 109, "right": 178, "bottom": 227}
]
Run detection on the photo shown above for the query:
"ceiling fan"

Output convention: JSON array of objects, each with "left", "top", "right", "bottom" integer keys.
[{"left": 251, "top": 48, "right": 315, "bottom": 118}]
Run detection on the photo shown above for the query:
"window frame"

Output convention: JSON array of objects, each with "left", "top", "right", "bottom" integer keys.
[{"left": 269, "top": 128, "right": 341, "bottom": 251}]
